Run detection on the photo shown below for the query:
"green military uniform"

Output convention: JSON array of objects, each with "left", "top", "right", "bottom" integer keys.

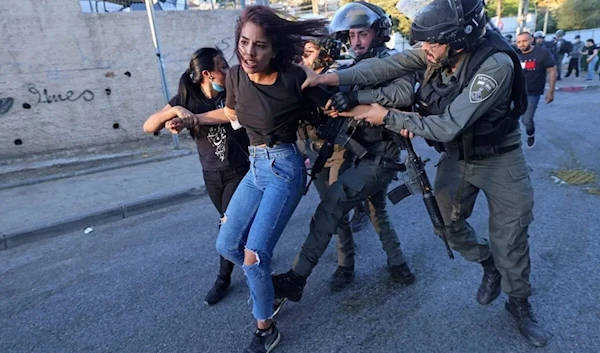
[
  {"left": 336, "top": 46, "right": 534, "bottom": 298},
  {"left": 292, "top": 46, "right": 415, "bottom": 277}
]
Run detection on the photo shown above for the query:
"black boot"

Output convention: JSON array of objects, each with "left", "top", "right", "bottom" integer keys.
[
  {"left": 204, "top": 256, "right": 234, "bottom": 306},
  {"left": 389, "top": 263, "right": 416, "bottom": 285},
  {"left": 272, "top": 270, "right": 307, "bottom": 302},
  {"left": 204, "top": 276, "right": 231, "bottom": 305},
  {"left": 476, "top": 257, "right": 502, "bottom": 305},
  {"left": 505, "top": 297, "right": 551, "bottom": 347},
  {"left": 329, "top": 265, "right": 355, "bottom": 292}
]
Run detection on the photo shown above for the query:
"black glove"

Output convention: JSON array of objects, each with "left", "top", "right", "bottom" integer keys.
[{"left": 330, "top": 91, "right": 359, "bottom": 113}]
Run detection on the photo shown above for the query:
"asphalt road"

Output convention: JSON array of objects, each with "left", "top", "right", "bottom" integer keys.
[{"left": 2, "top": 91, "right": 599, "bottom": 353}]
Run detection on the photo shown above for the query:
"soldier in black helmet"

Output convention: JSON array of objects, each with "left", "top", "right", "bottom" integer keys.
[
  {"left": 303, "top": 0, "right": 551, "bottom": 347},
  {"left": 272, "top": 1, "right": 417, "bottom": 302},
  {"left": 330, "top": 1, "right": 402, "bottom": 233}
]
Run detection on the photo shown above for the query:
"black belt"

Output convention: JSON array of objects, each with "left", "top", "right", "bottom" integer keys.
[{"left": 459, "top": 143, "right": 520, "bottom": 161}]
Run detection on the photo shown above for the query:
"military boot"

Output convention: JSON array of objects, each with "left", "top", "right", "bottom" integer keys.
[
  {"left": 476, "top": 257, "right": 502, "bottom": 305},
  {"left": 329, "top": 265, "right": 355, "bottom": 292},
  {"left": 204, "top": 276, "right": 231, "bottom": 306},
  {"left": 389, "top": 263, "right": 416, "bottom": 285},
  {"left": 272, "top": 270, "right": 307, "bottom": 302},
  {"left": 505, "top": 296, "right": 551, "bottom": 347}
]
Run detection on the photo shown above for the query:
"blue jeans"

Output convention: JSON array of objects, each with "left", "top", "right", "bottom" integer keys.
[
  {"left": 587, "top": 56, "right": 598, "bottom": 80},
  {"left": 215, "top": 143, "right": 306, "bottom": 320},
  {"left": 520, "top": 95, "right": 541, "bottom": 136}
]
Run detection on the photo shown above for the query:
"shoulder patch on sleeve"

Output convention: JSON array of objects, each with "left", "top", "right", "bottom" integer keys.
[{"left": 468, "top": 74, "right": 499, "bottom": 103}]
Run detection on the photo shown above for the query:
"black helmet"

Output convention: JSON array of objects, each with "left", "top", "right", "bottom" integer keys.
[
  {"left": 397, "top": 0, "right": 486, "bottom": 51},
  {"left": 329, "top": 2, "right": 392, "bottom": 42},
  {"left": 303, "top": 37, "right": 342, "bottom": 63}
]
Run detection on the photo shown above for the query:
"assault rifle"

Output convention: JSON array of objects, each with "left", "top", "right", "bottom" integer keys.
[
  {"left": 388, "top": 136, "right": 455, "bottom": 259},
  {"left": 303, "top": 117, "right": 368, "bottom": 194}
]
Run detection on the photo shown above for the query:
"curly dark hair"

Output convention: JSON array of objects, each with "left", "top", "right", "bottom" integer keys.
[{"left": 235, "top": 5, "right": 328, "bottom": 71}]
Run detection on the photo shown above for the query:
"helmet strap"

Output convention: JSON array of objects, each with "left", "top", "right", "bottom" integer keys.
[{"left": 423, "top": 46, "right": 463, "bottom": 84}]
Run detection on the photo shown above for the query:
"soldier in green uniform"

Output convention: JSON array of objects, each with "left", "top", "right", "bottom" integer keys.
[
  {"left": 302, "top": 0, "right": 551, "bottom": 347},
  {"left": 272, "top": 2, "right": 417, "bottom": 301}
]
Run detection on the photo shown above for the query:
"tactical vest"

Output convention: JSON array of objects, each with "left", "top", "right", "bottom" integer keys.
[
  {"left": 347, "top": 46, "right": 400, "bottom": 148},
  {"left": 416, "top": 30, "right": 528, "bottom": 159}
]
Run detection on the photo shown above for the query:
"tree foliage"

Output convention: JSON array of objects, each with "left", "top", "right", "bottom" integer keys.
[
  {"left": 337, "top": 0, "right": 599, "bottom": 38},
  {"left": 557, "top": 0, "right": 600, "bottom": 30},
  {"left": 535, "top": 10, "right": 558, "bottom": 33},
  {"left": 484, "top": 0, "right": 520, "bottom": 18}
]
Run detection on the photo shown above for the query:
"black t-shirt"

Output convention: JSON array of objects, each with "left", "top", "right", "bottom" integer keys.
[
  {"left": 169, "top": 91, "right": 249, "bottom": 172},
  {"left": 518, "top": 46, "right": 555, "bottom": 96},
  {"left": 225, "top": 64, "right": 330, "bottom": 146},
  {"left": 585, "top": 45, "right": 598, "bottom": 56}
]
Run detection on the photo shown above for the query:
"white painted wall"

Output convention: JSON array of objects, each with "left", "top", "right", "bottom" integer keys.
[{"left": 0, "top": 0, "right": 240, "bottom": 159}]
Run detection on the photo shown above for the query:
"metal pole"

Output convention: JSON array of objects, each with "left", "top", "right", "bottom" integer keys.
[
  {"left": 144, "top": 0, "right": 180, "bottom": 149},
  {"left": 523, "top": 0, "right": 529, "bottom": 32},
  {"left": 516, "top": 0, "right": 524, "bottom": 34},
  {"left": 496, "top": 0, "right": 502, "bottom": 31},
  {"left": 543, "top": 11, "right": 549, "bottom": 34}
]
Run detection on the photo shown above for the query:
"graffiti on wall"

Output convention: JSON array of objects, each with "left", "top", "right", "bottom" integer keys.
[
  {"left": 0, "top": 97, "right": 14, "bottom": 115},
  {"left": 214, "top": 37, "right": 236, "bottom": 62},
  {"left": 27, "top": 84, "right": 95, "bottom": 104}
]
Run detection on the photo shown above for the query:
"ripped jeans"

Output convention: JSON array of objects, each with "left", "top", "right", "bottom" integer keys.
[{"left": 216, "top": 143, "right": 306, "bottom": 320}]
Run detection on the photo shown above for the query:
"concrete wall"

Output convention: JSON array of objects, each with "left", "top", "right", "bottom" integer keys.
[{"left": 0, "top": 0, "right": 240, "bottom": 159}]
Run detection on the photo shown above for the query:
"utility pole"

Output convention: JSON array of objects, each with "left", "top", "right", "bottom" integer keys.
[
  {"left": 312, "top": 0, "right": 319, "bottom": 15},
  {"left": 497, "top": 0, "right": 502, "bottom": 23},
  {"left": 144, "top": 0, "right": 180, "bottom": 149},
  {"left": 496, "top": 0, "right": 502, "bottom": 31},
  {"left": 517, "top": 0, "right": 529, "bottom": 34}
]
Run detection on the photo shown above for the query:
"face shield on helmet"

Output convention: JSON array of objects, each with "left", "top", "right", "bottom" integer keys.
[
  {"left": 329, "top": 2, "right": 384, "bottom": 38},
  {"left": 397, "top": 0, "right": 486, "bottom": 51}
]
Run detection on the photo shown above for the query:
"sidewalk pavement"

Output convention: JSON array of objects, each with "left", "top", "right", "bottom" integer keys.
[
  {"left": 1, "top": 152, "right": 206, "bottom": 251},
  {"left": 550, "top": 72, "right": 600, "bottom": 92}
]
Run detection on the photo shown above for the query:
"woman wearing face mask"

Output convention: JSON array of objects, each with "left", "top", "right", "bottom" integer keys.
[
  {"left": 143, "top": 47, "right": 250, "bottom": 307},
  {"left": 165, "top": 6, "right": 329, "bottom": 353}
]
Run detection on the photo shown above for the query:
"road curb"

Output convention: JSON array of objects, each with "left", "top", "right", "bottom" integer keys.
[
  {"left": 0, "top": 150, "right": 194, "bottom": 191},
  {"left": 556, "top": 84, "right": 600, "bottom": 92},
  {"left": 1, "top": 186, "right": 206, "bottom": 251}
]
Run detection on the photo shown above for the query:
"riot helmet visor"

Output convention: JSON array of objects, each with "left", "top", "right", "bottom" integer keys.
[
  {"left": 329, "top": 2, "right": 383, "bottom": 35},
  {"left": 397, "top": 0, "right": 460, "bottom": 44}
]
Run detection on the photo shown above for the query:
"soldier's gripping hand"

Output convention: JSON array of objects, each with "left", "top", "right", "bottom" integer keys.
[{"left": 330, "top": 92, "right": 359, "bottom": 112}]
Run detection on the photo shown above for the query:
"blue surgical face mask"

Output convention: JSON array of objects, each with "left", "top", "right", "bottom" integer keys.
[{"left": 211, "top": 79, "right": 225, "bottom": 92}]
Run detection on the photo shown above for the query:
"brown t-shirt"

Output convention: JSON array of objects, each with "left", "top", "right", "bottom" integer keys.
[{"left": 226, "top": 64, "right": 330, "bottom": 146}]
